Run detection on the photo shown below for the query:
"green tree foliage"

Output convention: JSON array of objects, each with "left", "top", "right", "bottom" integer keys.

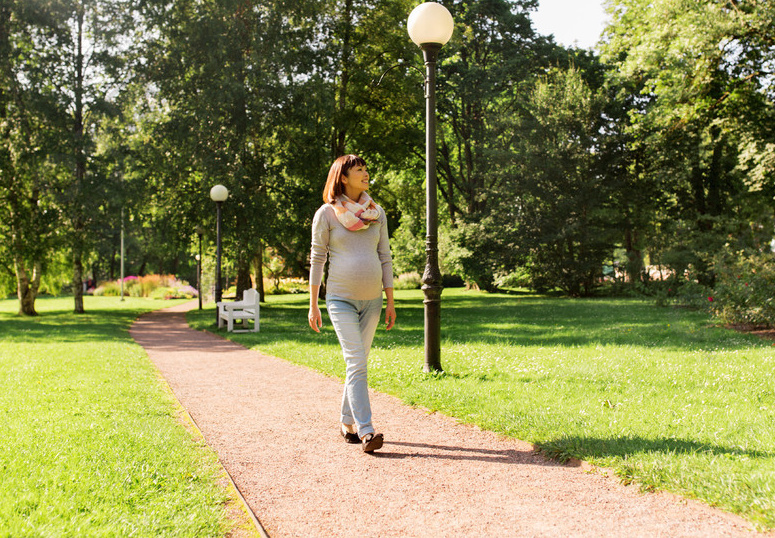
[
  {"left": 0, "top": 0, "right": 140, "bottom": 314},
  {"left": 138, "top": 0, "right": 288, "bottom": 297},
  {"left": 454, "top": 66, "right": 615, "bottom": 295},
  {"left": 436, "top": 0, "right": 553, "bottom": 221},
  {"left": 390, "top": 0, "right": 563, "bottom": 287},
  {"left": 0, "top": 0, "right": 57, "bottom": 314},
  {"left": 136, "top": 0, "right": 424, "bottom": 296},
  {"left": 602, "top": 0, "right": 775, "bottom": 285},
  {"left": 518, "top": 67, "right": 616, "bottom": 295}
]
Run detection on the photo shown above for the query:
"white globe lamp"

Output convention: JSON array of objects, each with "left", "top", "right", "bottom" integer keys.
[
  {"left": 407, "top": 2, "right": 454, "bottom": 47},
  {"left": 210, "top": 184, "right": 228, "bottom": 202}
]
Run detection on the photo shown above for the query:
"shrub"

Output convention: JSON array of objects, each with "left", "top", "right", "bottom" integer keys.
[
  {"left": 390, "top": 215, "right": 426, "bottom": 276},
  {"left": 279, "top": 278, "right": 308, "bottom": 294},
  {"left": 139, "top": 275, "right": 177, "bottom": 297},
  {"left": 94, "top": 275, "right": 197, "bottom": 299},
  {"left": 674, "top": 280, "right": 714, "bottom": 310},
  {"left": 651, "top": 279, "right": 712, "bottom": 310},
  {"left": 39, "top": 274, "right": 65, "bottom": 296},
  {"left": 394, "top": 272, "right": 422, "bottom": 290},
  {"left": 150, "top": 285, "right": 199, "bottom": 300},
  {"left": 93, "top": 281, "right": 122, "bottom": 297},
  {"left": 711, "top": 250, "right": 775, "bottom": 327},
  {"left": 149, "top": 286, "right": 176, "bottom": 300},
  {"left": 442, "top": 273, "right": 465, "bottom": 288},
  {"left": 125, "top": 278, "right": 143, "bottom": 297},
  {"left": 263, "top": 278, "right": 308, "bottom": 295},
  {"left": 493, "top": 268, "right": 531, "bottom": 290}
]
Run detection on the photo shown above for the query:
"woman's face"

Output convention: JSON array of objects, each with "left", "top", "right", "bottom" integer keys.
[{"left": 342, "top": 164, "right": 369, "bottom": 196}]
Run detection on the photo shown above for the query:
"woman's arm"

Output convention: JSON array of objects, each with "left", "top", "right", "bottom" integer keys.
[
  {"left": 309, "top": 206, "right": 329, "bottom": 333},
  {"left": 378, "top": 207, "right": 396, "bottom": 330},
  {"left": 384, "top": 287, "right": 396, "bottom": 330},
  {"left": 309, "top": 283, "right": 322, "bottom": 332}
]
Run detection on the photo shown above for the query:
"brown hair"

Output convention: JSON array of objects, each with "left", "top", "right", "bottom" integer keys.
[{"left": 323, "top": 154, "right": 367, "bottom": 203}]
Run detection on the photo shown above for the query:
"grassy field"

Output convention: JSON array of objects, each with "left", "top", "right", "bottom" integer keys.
[
  {"left": 189, "top": 288, "right": 775, "bottom": 530},
  {"left": 0, "top": 296, "right": 240, "bottom": 537}
]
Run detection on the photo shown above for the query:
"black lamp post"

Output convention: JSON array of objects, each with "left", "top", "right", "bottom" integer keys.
[
  {"left": 407, "top": 2, "right": 454, "bottom": 373},
  {"left": 196, "top": 225, "right": 205, "bottom": 311},
  {"left": 210, "top": 185, "right": 228, "bottom": 324},
  {"left": 120, "top": 207, "right": 125, "bottom": 302}
]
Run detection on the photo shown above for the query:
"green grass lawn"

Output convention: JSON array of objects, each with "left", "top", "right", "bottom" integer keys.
[
  {"left": 0, "top": 296, "right": 238, "bottom": 537},
  {"left": 189, "top": 288, "right": 775, "bottom": 530}
]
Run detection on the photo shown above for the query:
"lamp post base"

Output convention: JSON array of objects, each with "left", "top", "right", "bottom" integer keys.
[
  {"left": 422, "top": 286, "right": 442, "bottom": 373},
  {"left": 422, "top": 238, "right": 443, "bottom": 373}
]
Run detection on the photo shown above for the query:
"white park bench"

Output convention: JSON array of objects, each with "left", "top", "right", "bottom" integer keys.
[{"left": 217, "top": 288, "right": 260, "bottom": 332}]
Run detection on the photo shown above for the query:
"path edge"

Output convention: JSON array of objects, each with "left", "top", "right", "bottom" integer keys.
[{"left": 132, "top": 308, "right": 271, "bottom": 538}]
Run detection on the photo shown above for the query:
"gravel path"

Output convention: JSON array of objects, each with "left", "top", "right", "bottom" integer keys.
[{"left": 130, "top": 301, "right": 767, "bottom": 538}]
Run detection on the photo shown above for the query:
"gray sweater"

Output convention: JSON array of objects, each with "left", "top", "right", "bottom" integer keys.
[{"left": 309, "top": 203, "right": 394, "bottom": 301}]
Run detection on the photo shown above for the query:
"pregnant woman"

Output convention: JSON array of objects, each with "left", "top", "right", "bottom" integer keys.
[{"left": 308, "top": 154, "right": 396, "bottom": 453}]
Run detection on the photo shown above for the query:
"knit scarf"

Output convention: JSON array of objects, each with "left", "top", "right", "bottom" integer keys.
[{"left": 332, "top": 192, "right": 380, "bottom": 231}]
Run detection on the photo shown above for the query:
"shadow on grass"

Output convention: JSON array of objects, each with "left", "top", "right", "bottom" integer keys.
[
  {"left": 0, "top": 308, "right": 154, "bottom": 344},
  {"left": 538, "top": 435, "right": 774, "bottom": 464},
  {"left": 188, "top": 292, "right": 767, "bottom": 353}
]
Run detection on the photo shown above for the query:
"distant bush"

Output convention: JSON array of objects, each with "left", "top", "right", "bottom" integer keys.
[
  {"left": 441, "top": 273, "right": 465, "bottom": 288},
  {"left": 711, "top": 250, "right": 775, "bottom": 327},
  {"left": 93, "top": 275, "right": 197, "bottom": 299},
  {"left": 650, "top": 279, "right": 712, "bottom": 310},
  {"left": 93, "top": 281, "right": 122, "bottom": 297},
  {"left": 263, "top": 277, "right": 308, "bottom": 295},
  {"left": 493, "top": 268, "right": 531, "bottom": 289},
  {"left": 674, "top": 280, "right": 714, "bottom": 310},
  {"left": 150, "top": 285, "right": 199, "bottom": 300},
  {"left": 135, "top": 275, "right": 178, "bottom": 297},
  {"left": 394, "top": 272, "right": 422, "bottom": 290}
]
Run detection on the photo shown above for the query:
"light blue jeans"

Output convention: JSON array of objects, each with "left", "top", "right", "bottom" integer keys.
[{"left": 326, "top": 295, "right": 383, "bottom": 438}]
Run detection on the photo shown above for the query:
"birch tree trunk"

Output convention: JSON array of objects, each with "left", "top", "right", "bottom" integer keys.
[{"left": 15, "top": 257, "right": 41, "bottom": 316}]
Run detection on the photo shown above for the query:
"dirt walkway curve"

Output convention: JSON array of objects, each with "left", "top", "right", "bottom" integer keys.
[{"left": 130, "top": 301, "right": 764, "bottom": 538}]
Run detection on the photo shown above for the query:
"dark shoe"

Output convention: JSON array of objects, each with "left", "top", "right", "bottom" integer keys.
[
  {"left": 340, "top": 427, "right": 360, "bottom": 444},
  {"left": 361, "top": 432, "right": 384, "bottom": 453}
]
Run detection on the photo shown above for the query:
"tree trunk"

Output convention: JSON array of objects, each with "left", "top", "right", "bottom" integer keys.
[
  {"left": 15, "top": 257, "right": 40, "bottom": 316},
  {"left": 235, "top": 254, "right": 252, "bottom": 299},
  {"left": 253, "top": 242, "right": 265, "bottom": 303},
  {"left": 72, "top": 5, "right": 86, "bottom": 314},
  {"left": 624, "top": 227, "right": 643, "bottom": 284},
  {"left": 73, "top": 248, "right": 84, "bottom": 313}
]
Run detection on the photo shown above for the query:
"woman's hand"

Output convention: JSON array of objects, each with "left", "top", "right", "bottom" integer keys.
[
  {"left": 309, "top": 284, "right": 322, "bottom": 332},
  {"left": 384, "top": 287, "right": 396, "bottom": 330},
  {"left": 385, "top": 303, "right": 396, "bottom": 330},
  {"left": 309, "top": 304, "right": 323, "bottom": 332}
]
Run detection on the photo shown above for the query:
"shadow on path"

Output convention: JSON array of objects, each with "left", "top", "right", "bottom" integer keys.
[{"left": 377, "top": 440, "right": 549, "bottom": 465}]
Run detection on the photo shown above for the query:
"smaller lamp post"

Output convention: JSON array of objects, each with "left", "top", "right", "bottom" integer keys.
[
  {"left": 195, "top": 225, "right": 205, "bottom": 310},
  {"left": 407, "top": 1, "right": 454, "bottom": 373},
  {"left": 120, "top": 207, "right": 125, "bottom": 301},
  {"left": 210, "top": 185, "right": 228, "bottom": 324},
  {"left": 195, "top": 254, "right": 202, "bottom": 309}
]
